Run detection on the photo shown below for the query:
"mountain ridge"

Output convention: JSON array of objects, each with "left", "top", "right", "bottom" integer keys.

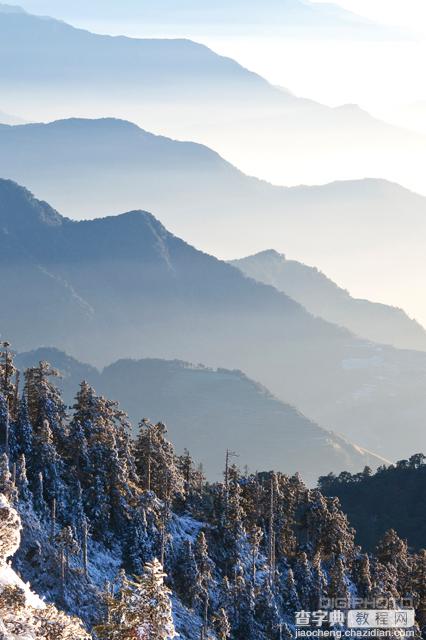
[
  {"left": 3, "top": 0, "right": 404, "bottom": 39},
  {"left": 2, "top": 178, "right": 426, "bottom": 464},
  {"left": 231, "top": 249, "right": 426, "bottom": 352},
  {"left": 14, "top": 346, "right": 388, "bottom": 484},
  {"left": 0, "top": 118, "right": 425, "bottom": 328},
  {"left": 0, "top": 8, "right": 423, "bottom": 195}
]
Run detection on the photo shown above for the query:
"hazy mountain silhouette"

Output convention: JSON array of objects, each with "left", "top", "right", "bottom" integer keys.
[
  {"left": 15, "top": 347, "right": 387, "bottom": 484},
  {"left": 0, "top": 7, "right": 424, "bottom": 193},
  {"left": 231, "top": 250, "right": 426, "bottom": 352},
  {"left": 2, "top": 178, "right": 426, "bottom": 461},
  {"left": 1, "top": 118, "right": 426, "bottom": 328},
  {"left": 9, "top": 0, "right": 399, "bottom": 38}
]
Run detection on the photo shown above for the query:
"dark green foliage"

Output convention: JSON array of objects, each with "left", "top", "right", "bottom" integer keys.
[{"left": 319, "top": 456, "right": 426, "bottom": 550}]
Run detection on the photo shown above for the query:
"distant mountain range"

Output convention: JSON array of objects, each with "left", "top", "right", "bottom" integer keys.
[
  {"left": 231, "top": 250, "right": 426, "bottom": 352},
  {"left": 0, "top": 117, "right": 425, "bottom": 328},
  {"left": 14, "top": 347, "right": 386, "bottom": 484},
  {"left": 2, "top": 178, "right": 426, "bottom": 462},
  {"left": 0, "top": 6, "right": 423, "bottom": 195},
  {"left": 7, "top": 0, "right": 399, "bottom": 38}
]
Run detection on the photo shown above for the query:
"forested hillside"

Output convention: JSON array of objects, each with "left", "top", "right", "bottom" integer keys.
[
  {"left": 320, "top": 457, "right": 426, "bottom": 552},
  {"left": 1, "top": 345, "right": 425, "bottom": 638}
]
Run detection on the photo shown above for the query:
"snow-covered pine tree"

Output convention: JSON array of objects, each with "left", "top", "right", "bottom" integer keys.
[
  {"left": 175, "top": 538, "right": 200, "bottom": 608},
  {"left": 0, "top": 341, "right": 17, "bottom": 419},
  {"left": 282, "top": 567, "right": 300, "bottom": 613},
  {"left": 15, "top": 453, "right": 31, "bottom": 503},
  {"left": 55, "top": 525, "right": 80, "bottom": 595},
  {"left": 69, "top": 383, "right": 139, "bottom": 541},
  {"left": 376, "top": 529, "right": 411, "bottom": 597},
  {"left": 14, "top": 394, "right": 34, "bottom": 459},
  {"left": 97, "top": 558, "right": 176, "bottom": 640},
  {"left": 310, "top": 552, "right": 328, "bottom": 610},
  {"left": 0, "top": 494, "right": 89, "bottom": 639},
  {"left": 293, "top": 552, "right": 313, "bottom": 610},
  {"left": 255, "top": 576, "right": 282, "bottom": 639},
  {"left": 328, "top": 556, "right": 351, "bottom": 606},
  {"left": 134, "top": 419, "right": 184, "bottom": 501},
  {"left": 123, "top": 502, "right": 153, "bottom": 575},
  {"left": 353, "top": 552, "right": 373, "bottom": 599},
  {"left": 24, "top": 361, "right": 67, "bottom": 446},
  {"left": 412, "top": 549, "right": 426, "bottom": 628},
  {"left": 0, "top": 453, "right": 15, "bottom": 501},
  {"left": 246, "top": 523, "right": 263, "bottom": 590}
]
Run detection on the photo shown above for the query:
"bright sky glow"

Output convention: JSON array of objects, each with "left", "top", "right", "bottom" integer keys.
[{"left": 311, "top": 0, "right": 426, "bottom": 33}]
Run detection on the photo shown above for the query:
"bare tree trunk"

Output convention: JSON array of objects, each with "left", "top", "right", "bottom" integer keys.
[
  {"left": 204, "top": 592, "right": 209, "bottom": 634},
  {"left": 4, "top": 411, "right": 9, "bottom": 458},
  {"left": 60, "top": 547, "right": 65, "bottom": 599},
  {"left": 13, "top": 371, "right": 20, "bottom": 419},
  {"left": 51, "top": 498, "right": 56, "bottom": 541},
  {"left": 269, "top": 475, "right": 276, "bottom": 587},
  {"left": 82, "top": 520, "right": 88, "bottom": 579}
]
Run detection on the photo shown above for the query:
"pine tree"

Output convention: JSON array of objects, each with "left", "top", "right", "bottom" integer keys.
[
  {"left": 33, "top": 471, "right": 48, "bottom": 518},
  {"left": 14, "top": 395, "right": 33, "bottom": 459},
  {"left": 328, "top": 557, "right": 351, "bottom": 606},
  {"left": 32, "top": 417, "right": 66, "bottom": 517},
  {"left": 255, "top": 576, "right": 282, "bottom": 638},
  {"left": 294, "top": 552, "right": 312, "bottom": 609},
  {"left": 194, "top": 531, "right": 214, "bottom": 632},
  {"left": 282, "top": 568, "right": 300, "bottom": 612},
  {"left": 232, "top": 571, "right": 256, "bottom": 639},
  {"left": 55, "top": 526, "right": 80, "bottom": 595},
  {"left": 0, "top": 394, "right": 10, "bottom": 459},
  {"left": 310, "top": 553, "right": 328, "bottom": 610},
  {"left": 0, "top": 452, "right": 14, "bottom": 500},
  {"left": 134, "top": 419, "right": 184, "bottom": 501},
  {"left": 222, "top": 464, "right": 246, "bottom": 573},
  {"left": 24, "top": 361, "right": 67, "bottom": 446},
  {"left": 412, "top": 549, "right": 426, "bottom": 628},
  {"left": 354, "top": 552, "right": 373, "bottom": 599},
  {"left": 0, "top": 341, "right": 17, "bottom": 418},
  {"left": 15, "top": 453, "right": 31, "bottom": 502},
  {"left": 194, "top": 531, "right": 214, "bottom": 588},
  {"left": 248, "top": 524, "right": 263, "bottom": 586},
  {"left": 175, "top": 539, "right": 200, "bottom": 608},
  {"left": 69, "top": 384, "right": 138, "bottom": 540},
  {"left": 376, "top": 529, "right": 411, "bottom": 597},
  {"left": 96, "top": 559, "right": 176, "bottom": 640}
]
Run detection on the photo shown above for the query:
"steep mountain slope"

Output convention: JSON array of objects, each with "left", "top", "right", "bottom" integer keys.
[
  {"left": 0, "top": 496, "right": 89, "bottom": 639},
  {"left": 231, "top": 250, "right": 426, "bottom": 352},
  {"left": 1, "top": 402, "right": 401, "bottom": 640},
  {"left": 15, "top": 348, "right": 386, "bottom": 484},
  {"left": 1, "top": 118, "right": 426, "bottom": 328},
  {"left": 0, "top": 7, "right": 424, "bottom": 194},
  {"left": 2, "top": 179, "right": 426, "bottom": 461}
]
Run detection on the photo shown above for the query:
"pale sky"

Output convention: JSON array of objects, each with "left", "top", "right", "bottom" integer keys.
[
  {"left": 312, "top": 0, "right": 426, "bottom": 33},
  {"left": 198, "top": 1, "right": 426, "bottom": 116}
]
